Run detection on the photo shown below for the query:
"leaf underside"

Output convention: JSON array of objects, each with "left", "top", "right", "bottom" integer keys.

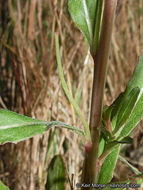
[
  {"left": 98, "top": 145, "right": 120, "bottom": 184},
  {"left": 0, "top": 109, "right": 84, "bottom": 144},
  {"left": 68, "top": 0, "right": 97, "bottom": 46}
]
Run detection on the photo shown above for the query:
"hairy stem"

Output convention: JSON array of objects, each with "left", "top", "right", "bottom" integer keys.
[{"left": 82, "top": 0, "right": 118, "bottom": 185}]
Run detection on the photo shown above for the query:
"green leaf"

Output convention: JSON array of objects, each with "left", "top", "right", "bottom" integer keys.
[
  {"left": 68, "top": 0, "right": 104, "bottom": 53},
  {"left": 117, "top": 55, "right": 143, "bottom": 139},
  {"left": 126, "top": 55, "right": 143, "bottom": 93},
  {"left": 0, "top": 181, "right": 9, "bottom": 190},
  {"left": 0, "top": 109, "right": 84, "bottom": 144},
  {"left": 98, "top": 145, "right": 120, "bottom": 184},
  {"left": 118, "top": 93, "right": 143, "bottom": 140},
  {"left": 110, "top": 93, "right": 124, "bottom": 121},
  {"left": 137, "top": 178, "right": 143, "bottom": 187},
  {"left": 55, "top": 34, "right": 90, "bottom": 141},
  {"left": 98, "top": 137, "right": 105, "bottom": 157},
  {"left": 102, "top": 95, "right": 123, "bottom": 133},
  {"left": 46, "top": 155, "right": 66, "bottom": 190},
  {"left": 98, "top": 55, "right": 143, "bottom": 185},
  {"left": 69, "top": 0, "right": 97, "bottom": 45},
  {"left": 113, "top": 87, "right": 140, "bottom": 135},
  {"left": 101, "top": 106, "right": 114, "bottom": 139},
  {"left": 106, "top": 55, "right": 143, "bottom": 140},
  {"left": 115, "top": 136, "right": 133, "bottom": 144}
]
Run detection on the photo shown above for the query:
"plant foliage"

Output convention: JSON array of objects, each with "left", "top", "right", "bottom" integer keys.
[
  {"left": 0, "top": 109, "right": 84, "bottom": 144},
  {"left": 46, "top": 155, "right": 66, "bottom": 190},
  {"left": 99, "top": 55, "right": 143, "bottom": 183}
]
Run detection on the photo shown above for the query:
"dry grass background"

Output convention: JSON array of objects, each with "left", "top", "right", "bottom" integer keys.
[{"left": 0, "top": 0, "right": 143, "bottom": 189}]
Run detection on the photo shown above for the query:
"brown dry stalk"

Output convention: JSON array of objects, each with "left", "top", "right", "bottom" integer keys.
[
  {"left": 82, "top": 0, "right": 118, "bottom": 186},
  {"left": 28, "top": 0, "right": 37, "bottom": 40}
]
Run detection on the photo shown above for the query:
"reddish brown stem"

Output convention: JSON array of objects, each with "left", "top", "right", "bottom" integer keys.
[
  {"left": 82, "top": 0, "right": 118, "bottom": 186},
  {"left": 13, "top": 59, "right": 26, "bottom": 114}
]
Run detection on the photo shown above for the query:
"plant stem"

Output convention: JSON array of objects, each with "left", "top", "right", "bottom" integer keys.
[{"left": 82, "top": 0, "right": 118, "bottom": 185}]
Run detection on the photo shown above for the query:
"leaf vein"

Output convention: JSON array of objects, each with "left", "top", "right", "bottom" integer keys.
[{"left": 82, "top": 0, "right": 93, "bottom": 41}]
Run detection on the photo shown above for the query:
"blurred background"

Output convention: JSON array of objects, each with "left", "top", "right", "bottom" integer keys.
[{"left": 0, "top": 0, "right": 143, "bottom": 189}]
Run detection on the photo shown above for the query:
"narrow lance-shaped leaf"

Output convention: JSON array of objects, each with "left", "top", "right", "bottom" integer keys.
[
  {"left": 55, "top": 34, "right": 91, "bottom": 141},
  {"left": 109, "top": 92, "right": 124, "bottom": 121},
  {"left": 114, "top": 136, "right": 133, "bottom": 144},
  {"left": 69, "top": 0, "right": 104, "bottom": 54},
  {"left": 101, "top": 92, "right": 124, "bottom": 134},
  {"left": 98, "top": 137, "right": 105, "bottom": 157},
  {"left": 68, "top": 0, "right": 98, "bottom": 48},
  {"left": 126, "top": 55, "right": 143, "bottom": 93},
  {"left": 113, "top": 87, "right": 140, "bottom": 136},
  {"left": 98, "top": 55, "right": 143, "bottom": 184},
  {"left": 98, "top": 145, "right": 120, "bottom": 184},
  {"left": 105, "top": 55, "right": 143, "bottom": 140},
  {"left": 0, "top": 109, "right": 84, "bottom": 144},
  {"left": 117, "top": 55, "right": 143, "bottom": 139},
  {"left": 118, "top": 155, "right": 141, "bottom": 175},
  {"left": 118, "top": 92, "right": 143, "bottom": 140}
]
